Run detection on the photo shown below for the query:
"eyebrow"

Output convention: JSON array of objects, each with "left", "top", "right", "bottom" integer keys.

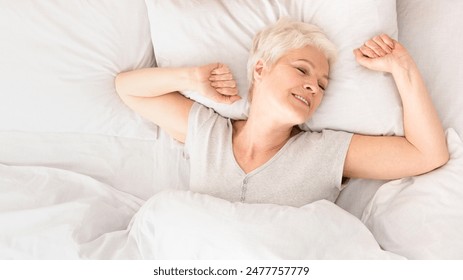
[{"left": 296, "top": 59, "right": 329, "bottom": 82}]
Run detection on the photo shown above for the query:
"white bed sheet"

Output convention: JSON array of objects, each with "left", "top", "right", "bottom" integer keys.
[
  {"left": 0, "top": 130, "right": 189, "bottom": 201},
  {"left": 397, "top": 0, "right": 463, "bottom": 138}
]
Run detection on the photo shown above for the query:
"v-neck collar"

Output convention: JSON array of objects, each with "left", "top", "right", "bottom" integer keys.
[{"left": 227, "top": 119, "right": 302, "bottom": 177}]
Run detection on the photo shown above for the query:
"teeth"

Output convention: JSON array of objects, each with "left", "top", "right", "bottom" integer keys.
[{"left": 293, "top": 94, "right": 309, "bottom": 106}]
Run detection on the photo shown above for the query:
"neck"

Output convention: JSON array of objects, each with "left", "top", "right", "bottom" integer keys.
[{"left": 233, "top": 112, "right": 297, "bottom": 157}]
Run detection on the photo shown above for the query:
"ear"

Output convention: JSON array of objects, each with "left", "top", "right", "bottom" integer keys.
[{"left": 253, "top": 59, "right": 265, "bottom": 82}]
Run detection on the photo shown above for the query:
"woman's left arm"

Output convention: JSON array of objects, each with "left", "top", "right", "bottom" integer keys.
[{"left": 343, "top": 34, "right": 449, "bottom": 180}]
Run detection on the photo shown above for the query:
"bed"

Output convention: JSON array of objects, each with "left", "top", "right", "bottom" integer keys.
[{"left": 1, "top": 0, "right": 462, "bottom": 260}]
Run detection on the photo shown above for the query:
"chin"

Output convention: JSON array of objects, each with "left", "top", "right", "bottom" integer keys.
[
  {"left": 291, "top": 114, "right": 311, "bottom": 126},
  {"left": 293, "top": 106, "right": 314, "bottom": 124},
  {"left": 300, "top": 111, "right": 313, "bottom": 123},
  {"left": 284, "top": 105, "right": 313, "bottom": 126}
]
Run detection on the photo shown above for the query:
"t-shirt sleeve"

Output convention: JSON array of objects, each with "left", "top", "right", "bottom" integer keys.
[
  {"left": 321, "top": 129, "right": 353, "bottom": 191},
  {"left": 184, "top": 102, "right": 220, "bottom": 157}
]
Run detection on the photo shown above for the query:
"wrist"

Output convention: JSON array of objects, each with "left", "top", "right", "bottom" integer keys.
[
  {"left": 180, "top": 67, "right": 197, "bottom": 92},
  {"left": 391, "top": 59, "right": 425, "bottom": 95},
  {"left": 391, "top": 55, "right": 416, "bottom": 74}
]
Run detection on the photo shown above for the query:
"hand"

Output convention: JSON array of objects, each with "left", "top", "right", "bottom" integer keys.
[
  {"left": 194, "top": 63, "right": 241, "bottom": 104},
  {"left": 353, "top": 34, "right": 415, "bottom": 73}
]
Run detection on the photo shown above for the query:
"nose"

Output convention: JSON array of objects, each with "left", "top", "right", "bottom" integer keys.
[
  {"left": 304, "top": 84, "right": 314, "bottom": 92},
  {"left": 303, "top": 80, "right": 319, "bottom": 95}
]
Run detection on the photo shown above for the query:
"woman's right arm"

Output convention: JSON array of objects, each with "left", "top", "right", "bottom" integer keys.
[{"left": 115, "top": 64, "right": 240, "bottom": 143}]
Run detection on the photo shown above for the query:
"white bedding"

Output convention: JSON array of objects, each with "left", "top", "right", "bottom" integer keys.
[
  {"left": 1, "top": 0, "right": 463, "bottom": 260},
  {"left": 0, "top": 132, "right": 400, "bottom": 260},
  {"left": 0, "top": 130, "right": 189, "bottom": 200},
  {"left": 362, "top": 129, "right": 463, "bottom": 259},
  {"left": 0, "top": 164, "right": 401, "bottom": 259},
  {"left": 0, "top": 163, "right": 142, "bottom": 259},
  {"left": 83, "top": 190, "right": 403, "bottom": 260},
  {"left": 337, "top": 0, "right": 463, "bottom": 220},
  {"left": 0, "top": 0, "right": 156, "bottom": 139}
]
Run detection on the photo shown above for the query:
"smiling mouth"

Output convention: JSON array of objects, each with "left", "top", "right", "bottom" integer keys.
[{"left": 292, "top": 93, "right": 310, "bottom": 107}]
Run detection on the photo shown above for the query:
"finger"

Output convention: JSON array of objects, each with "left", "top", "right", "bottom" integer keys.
[
  {"left": 211, "top": 63, "right": 231, "bottom": 75},
  {"left": 203, "top": 63, "right": 221, "bottom": 74},
  {"left": 380, "top": 34, "right": 395, "bottom": 49},
  {"left": 359, "top": 45, "right": 378, "bottom": 58},
  {"left": 226, "top": 95, "right": 242, "bottom": 104},
  {"left": 372, "top": 35, "right": 392, "bottom": 54},
  {"left": 210, "top": 80, "right": 236, "bottom": 88},
  {"left": 353, "top": 48, "right": 366, "bottom": 61},
  {"left": 209, "top": 73, "right": 233, "bottom": 81},
  {"left": 216, "top": 87, "right": 238, "bottom": 96},
  {"left": 364, "top": 40, "right": 386, "bottom": 56},
  {"left": 353, "top": 48, "right": 373, "bottom": 68},
  {"left": 214, "top": 93, "right": 241, "bottom": 104}
]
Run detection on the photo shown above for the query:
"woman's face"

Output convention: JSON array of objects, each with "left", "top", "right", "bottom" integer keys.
[{"left": 253, "top": 45, "right": 330, "bottom": 125}]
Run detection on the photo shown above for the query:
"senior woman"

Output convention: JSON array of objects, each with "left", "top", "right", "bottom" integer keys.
[{"left": 115, "top": 19, "right": 449, "bottom": 207}]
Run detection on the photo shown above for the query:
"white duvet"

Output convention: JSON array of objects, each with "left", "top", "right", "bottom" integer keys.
[
  {"left": 0, "top": 163, "right": 400, "bottom": 260},
  {"left": 0, "top": 163, "right": 142, "bottom": 259}
]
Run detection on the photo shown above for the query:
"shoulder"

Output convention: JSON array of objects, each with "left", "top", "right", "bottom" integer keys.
[
  {"left": 185, "top": 102, "right": 231, "bottom": 148},
  {"left": 189, "top": 102, "right": 226, "bottom": 125},
  {"left": 293, "top": 129, "right": 353, "bottom": 163},
  {"left": 299, "top": 129, "right": 353, "bottom": 145}
]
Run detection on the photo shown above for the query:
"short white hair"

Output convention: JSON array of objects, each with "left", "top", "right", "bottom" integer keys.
[{"left": 247, "top": 18, "right": 337, "bottom": 87}]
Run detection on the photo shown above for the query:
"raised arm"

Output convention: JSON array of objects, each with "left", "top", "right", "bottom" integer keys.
[
  {"left": 343, "top": 34, "right": 449, "bottom": 180},
  {"left": 115, "top": 63, "right": 240, "bottom": 143}
]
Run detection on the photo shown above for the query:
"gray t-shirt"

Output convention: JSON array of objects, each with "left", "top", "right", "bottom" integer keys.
[{"left": 185, "top": 103, "right": 353, "bottom": 207}]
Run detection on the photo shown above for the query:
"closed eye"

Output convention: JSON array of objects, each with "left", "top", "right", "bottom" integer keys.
[{"left": 296, "top": 67, "right": 308, "bottom": 75}]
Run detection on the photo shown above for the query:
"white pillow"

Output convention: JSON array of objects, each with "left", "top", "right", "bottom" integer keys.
[
  {"left": 0, "top": 0, "right": 157, "bottom": 139},
  {"left": 129, "top": 190, "right": 403, "bottom": 259},
  {"left": 397, "top": 0, "right": 463, "bottom": 138},
  {"left": 362, "top": 128, "right": 463, "bottom": 259},
  {"left": 145, "top": 0, "right": 403, "bottom": 135}
]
